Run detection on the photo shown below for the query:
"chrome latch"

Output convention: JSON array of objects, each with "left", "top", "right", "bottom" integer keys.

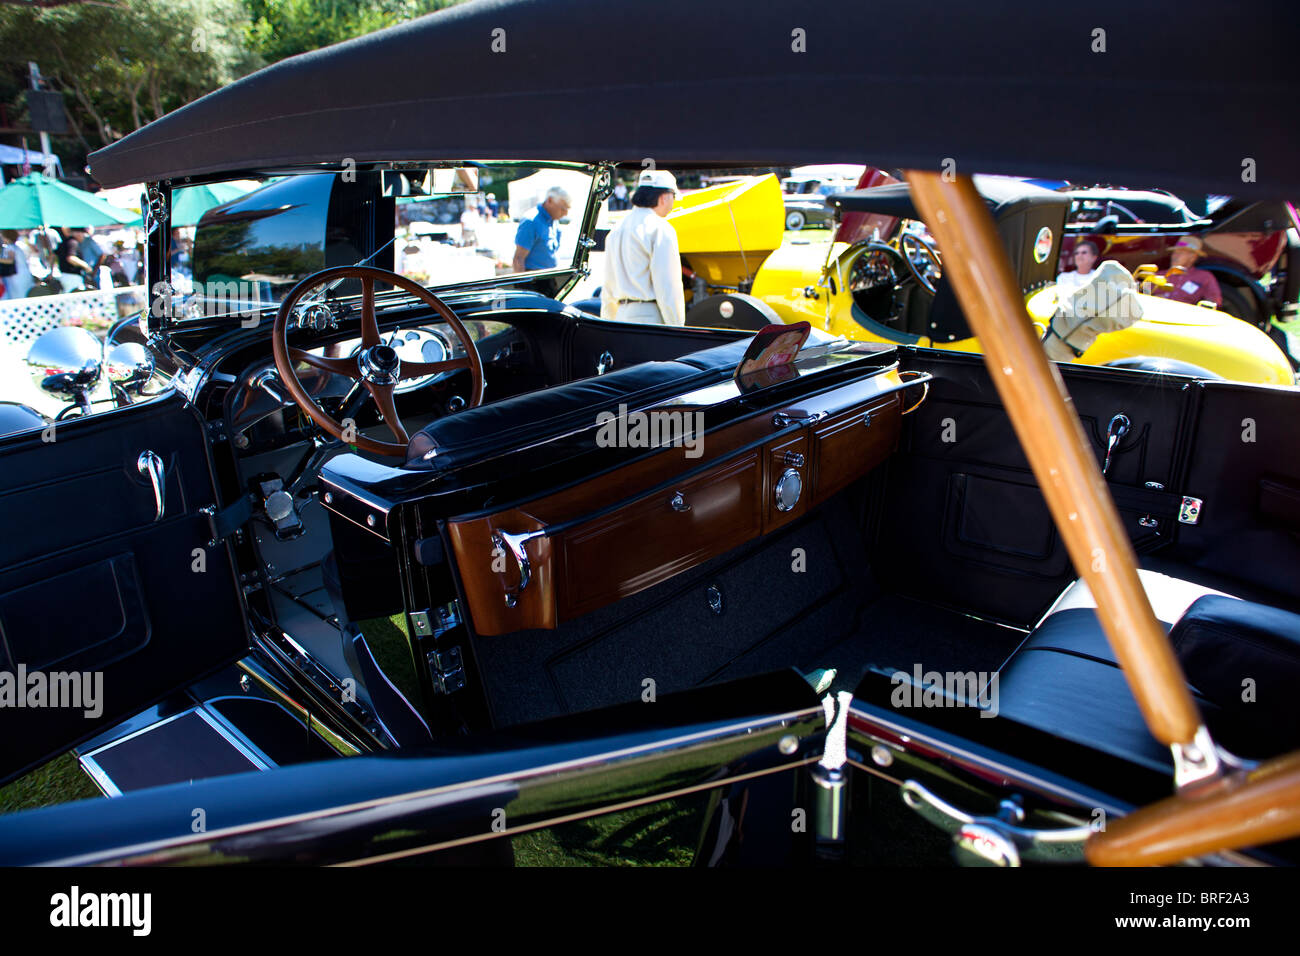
[
  {"left": 900, "top": 780, "right": 1091, "bottom": 866},
  {"left": 1138, "top": 515, "right": 1158, "bottom": 528},
  {"left": 137, "top": 450, "right": 165, "bottom": 521},
  {"left": 1178, "top": 496, "right": 1203, "bottom": 524},
  {"left": 426, "top": 645, "right": 465, "bottom": 695},
  {"left": 596, "top": 350, "right": 615, "bottom": 375},
  {"left": 492, "top": 528, "right": 546, "bottom": 608},
  {"left": 1102, "top": 413, "right": 1130, "bottom": 476},
  {"left": 669, "top": 491, "right": 691, "bottom": 512},
  {"left": 772, "top": 411, "right": 825, "bottom": 429}
]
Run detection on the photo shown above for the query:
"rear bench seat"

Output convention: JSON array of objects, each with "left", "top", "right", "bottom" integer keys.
[{"left": 996, "top": 569, "right": 1300, "bottom": 771}]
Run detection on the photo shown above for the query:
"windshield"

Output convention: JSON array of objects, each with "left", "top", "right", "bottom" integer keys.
[{"left": 179, "top": 163, "right": 594, "bottom": 320}]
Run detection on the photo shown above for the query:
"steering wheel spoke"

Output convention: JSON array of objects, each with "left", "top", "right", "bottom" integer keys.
[
  {"left": 288, "top": 346, "right": 360, "bottom": 378},
  {"left": 360, "top": 276, "right": 381, "bottom": 348},
  {"left": 365, "top": 380, "right": 409, "bottom": 445},
  {"left": 400, "top": 356, "right": 471, "bottom": 379}
]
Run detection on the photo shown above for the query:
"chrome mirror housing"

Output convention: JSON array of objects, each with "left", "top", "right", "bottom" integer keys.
[
  {"left": 105, "top": 342, "right": 156, "bottom": 393},
  {"left": 26, "top": 326, "right": 104, "bottom": 399}
]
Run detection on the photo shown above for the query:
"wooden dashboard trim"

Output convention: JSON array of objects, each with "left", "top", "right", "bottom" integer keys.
[{"left": 447, "top": 369, "right": 907, "bottom": 636}]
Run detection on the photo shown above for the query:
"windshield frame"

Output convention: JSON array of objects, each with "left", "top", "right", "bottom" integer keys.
[{"left": 144, "top": 159, "right": 606, "bottom": 339}]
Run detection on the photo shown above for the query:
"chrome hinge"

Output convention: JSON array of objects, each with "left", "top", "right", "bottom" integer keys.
[
  {"left": 1178, "top": 496, "right": 1203, "bottom": 524},
  {"left": 427, "top": 645, "right": 466, "bottom": 695},
  {"left": 411, "top": 602, "right": 460, "bottom": 639}
]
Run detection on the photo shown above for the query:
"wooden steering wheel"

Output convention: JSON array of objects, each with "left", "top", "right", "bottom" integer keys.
[{"left": 271, "top": 265, "right": 485, "bottom": 457}]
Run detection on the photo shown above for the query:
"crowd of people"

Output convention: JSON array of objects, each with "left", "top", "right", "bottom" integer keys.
[
  {"left": 0, "top": 225, "right": 145, "bottom": 300},
  {"left": 1057, "top": 235, "right": 1222, "bottom": 307}
]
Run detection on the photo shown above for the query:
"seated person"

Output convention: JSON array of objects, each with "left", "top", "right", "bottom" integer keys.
[
  {"left": 1055, "top": 238, "right": 1101, "bottom": 296},
  {"left": 1147, "top": 236, "right": 1222, "bottom": 307},
  {"left": 1043, "top": 259, "right": 1144, "bottom": 361}
]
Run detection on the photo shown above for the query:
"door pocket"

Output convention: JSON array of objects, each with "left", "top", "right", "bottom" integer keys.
[
  {"left": 943, "top": 472, "right": 1069, "bottom": 577},
  {"left": 0, "top": 552, "right": 151, "bottom": 672}
]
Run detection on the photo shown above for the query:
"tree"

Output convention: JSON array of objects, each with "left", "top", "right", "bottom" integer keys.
[
  {"left": 0, "top": 1, "right": 262, "bottom": 165},
  {"left": 0, "top": 0, "right": 458, "bottom": 177},
  {"left": 242, "top": 0, "right": 457, "bottom": 65}
]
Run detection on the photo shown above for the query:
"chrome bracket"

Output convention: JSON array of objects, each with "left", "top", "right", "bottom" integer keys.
[
  {"left": 592, "top": 163, "right": 615, "bottom": 202},
  {"left": 143, "top": 183, "right": 169, "bottom": 235},
  {"left": 1171, "top": 724, "right": 1223, "bottom": 791},
  {"left": 1179, "top": 496, "right": 1203, "bottom": 525}
]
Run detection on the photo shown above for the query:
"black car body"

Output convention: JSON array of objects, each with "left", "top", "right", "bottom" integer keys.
[{"left": 1, "top": 0, "right": 1299, "bottom": 867}]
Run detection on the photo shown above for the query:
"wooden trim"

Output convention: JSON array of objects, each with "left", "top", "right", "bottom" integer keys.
[
  {"left": 905, "top": 170, "right": 1200, "bottom": 749},
  {"left": 447, "top": 371, "right": 905, "bottom": 635},
  {"left": 1086, "top": 749, "right": 1300, "bottom": 866}
]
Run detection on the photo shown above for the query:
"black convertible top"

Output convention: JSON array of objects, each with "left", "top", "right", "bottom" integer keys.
[
  {"left": 89, "top": 0, "right": 1299, "bottom": 197},
  {"left": 830, "top": 176, "right": 1068, "bottom": 220}
]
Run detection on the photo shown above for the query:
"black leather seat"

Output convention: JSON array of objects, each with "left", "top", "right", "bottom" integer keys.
[
  {"left": 404, "top": 338, "right": 752, "bottom": 469},
  {"left": 997, "top": 573, "right": 1300, "bottom": 769}
]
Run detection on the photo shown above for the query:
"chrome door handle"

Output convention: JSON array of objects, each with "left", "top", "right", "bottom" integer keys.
[
  {"left": 137, "top": 450, "right": 165, "bottom": 521},
  {"left": 492, "top": 528, "right": 546, "bottom": 608},
  {"left": 596, "top": 351, "right": 615, "bottom": 375},
  {"left": 1103, "top": 413, "right": 1130, "bottom": 476}
]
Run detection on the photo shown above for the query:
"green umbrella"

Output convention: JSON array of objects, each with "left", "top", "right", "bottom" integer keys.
[
  {"left": 0, "top": 173, "right": 140, "bottom": 229},
  {"left": 170, "top": 181, "right": 259, "bottom": 227}
]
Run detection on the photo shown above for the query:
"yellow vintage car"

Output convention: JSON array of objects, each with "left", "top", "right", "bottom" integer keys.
[{"left": 674, "top": 175, "right": 1294, "bottom": 385}]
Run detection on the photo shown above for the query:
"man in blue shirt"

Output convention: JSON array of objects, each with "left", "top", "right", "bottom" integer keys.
[{"left": 512, "top": 187, "right": 571, "bottom": 272}]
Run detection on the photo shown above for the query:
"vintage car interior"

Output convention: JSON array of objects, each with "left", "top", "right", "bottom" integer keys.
[
  {"left": 4, "top": 172, "right": 1299, "bottom": 869},
  {"left": 2, "top": 0, "right": 1298, "bottom": 868}
]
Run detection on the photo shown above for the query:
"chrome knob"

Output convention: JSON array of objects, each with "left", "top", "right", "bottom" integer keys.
[
  {"left": 669, "top": 491, "right": 691, "bottom": 513},
  {"left": 782, "top": 451, "right": 806, "bottom": 467}
]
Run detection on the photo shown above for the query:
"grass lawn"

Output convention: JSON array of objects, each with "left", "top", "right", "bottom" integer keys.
[
  {"left": 0, "top": 752, "right": 101, "bottom": 816},
  {"left": 511, "top": 794, "right": 707, "bottom": 867}
]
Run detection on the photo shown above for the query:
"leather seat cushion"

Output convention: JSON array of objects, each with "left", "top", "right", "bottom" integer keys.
[
  {"left": 998, "top": 572, "right": 1300, "bottom": 766},
  {"left": 404, "top": 338, "right": 755, "bottom": 469},
  {"left": 1171, "top": 595, "right": 1300, "bottom": 756}
]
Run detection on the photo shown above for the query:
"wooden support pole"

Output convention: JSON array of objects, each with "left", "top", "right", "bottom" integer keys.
[{"left": 905, "top": 171, "right": 1200, "bottom": 749}]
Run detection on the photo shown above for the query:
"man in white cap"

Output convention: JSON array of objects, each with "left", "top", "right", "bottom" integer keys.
[{"left": 600, "top": 169, "right": 686, "bottom": 325}]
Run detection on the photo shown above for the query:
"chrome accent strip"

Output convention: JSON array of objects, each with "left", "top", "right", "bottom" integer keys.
[
  {"left": 42, "top": 706, "right": 825, "bottom": 867},
  {"left": 848, "top": 705, "right": 1133, "bottom": 819}
]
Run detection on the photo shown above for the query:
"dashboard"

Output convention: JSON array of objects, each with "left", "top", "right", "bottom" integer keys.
[{"left": 223, "top": 315, "right": 535, "bottom": 459}]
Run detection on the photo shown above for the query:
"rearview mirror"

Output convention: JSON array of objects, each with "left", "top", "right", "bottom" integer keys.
[{"left": 382, "top": 167, "right": 480, "bottom": 197}]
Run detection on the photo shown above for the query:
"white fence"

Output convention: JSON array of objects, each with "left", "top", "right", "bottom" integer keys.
[{"left": 0, "top": 286, "right": 147, "bottom": 349}]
